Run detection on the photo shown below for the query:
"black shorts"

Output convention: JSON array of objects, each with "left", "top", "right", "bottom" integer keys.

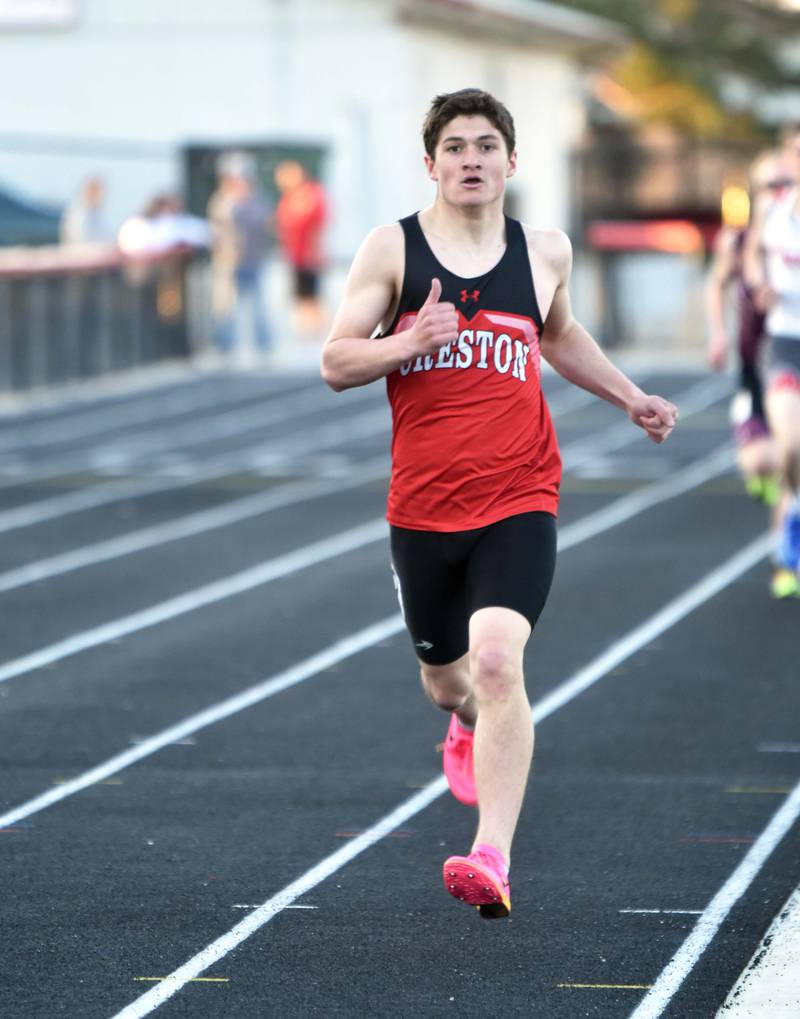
[
  {"left": 294, "top": 268, "right": 319, "bottom": 299},
  {"left": 389, "top": 511, "right": 557, "bottom": 666}
]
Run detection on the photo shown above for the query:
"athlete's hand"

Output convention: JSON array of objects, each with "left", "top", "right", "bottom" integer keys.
[
  {"left": 410, "top": 278, "right": 459, "bottom": 355},
  {"left": 628, "top": 394, "right": 678, "bottom": 444},
  {"left": 752, "top": 284, "right": 777, "bottom": 313}
]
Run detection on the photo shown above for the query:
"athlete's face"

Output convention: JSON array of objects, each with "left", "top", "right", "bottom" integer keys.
[{"left": 425, "top": 115, "right": 516, "bottom": 207}]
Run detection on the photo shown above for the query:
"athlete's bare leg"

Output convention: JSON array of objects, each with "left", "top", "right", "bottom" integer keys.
[
  {"left": 420, "top": 653, "right": 476, "bottom": 727},
  {"left": 766, "top": 388, "right": 800, "bottom": 501},
  {"left": 468, "top": 606, "right": 532, "bottom": 863},
  {"left": 737, "top": 436, "right": 777, "bottom": 480}
]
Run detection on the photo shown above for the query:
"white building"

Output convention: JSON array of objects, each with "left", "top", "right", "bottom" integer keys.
[{"left": 0, "top": 0, "right": 623, "bottom": 254}]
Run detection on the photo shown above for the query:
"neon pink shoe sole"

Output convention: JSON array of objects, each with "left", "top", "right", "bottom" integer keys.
[{"left": 443, "top": 852, "right": 511, "bottom": 919}]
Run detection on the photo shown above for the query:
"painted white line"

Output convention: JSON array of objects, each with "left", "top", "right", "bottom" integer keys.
[
  {"left": 758, "top": 743, "right": 800, "bottom": 754},
  {"left": 231, "top": 904, "right": 318, "bottom": 910},
  {"left": 717, "top": 884, "right": 800, "bottom": 1016},
  {"left": 619, "top": 910, "right": 703, "bottom": 916},
  {"left": 1, "top": 384, "right": 379, "bottom": 482},
  {"left": 0, "top": 405, "right": 390, "bottom": 534},
  {"left": 531, "top": 534, "right": 771, "bottom": 727},
  {"left": 557, "top": 445, "right": 734, "bottom": 551},
  {"left": 0, "top": 436, "right": 733, "bottom": 595},
  {"left": 0, "top": 456, "right": 390, "bottom": 593},
  {"left": 562, "top": 376, "right": 731, "bottom": 473},
  {"left": 0, "top": 517, "right": 390, "bottom": 686},
  {"left": 630, "top": 780, "right": 800, "bottom": 1018},
  {"left": 109, "top": 532, "right": 769, "bottom": 1019},
  {"left": 0, "top": 377, "right": 320, "bottom": 455},
  {"left": 0, "top": 440, "right": 737, "bottom": 828},
  {"left": 0, "top": 374, "right": 708, "bottom": 533},
  {"left": 0, "top": 616, "right": 406, "bottom": 831},
  {"left": 0, "top": 426, "right": 736, "bottom": 687}
]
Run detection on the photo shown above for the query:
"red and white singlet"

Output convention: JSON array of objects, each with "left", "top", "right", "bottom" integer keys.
[{"left": 382, "top": 213, "right": 562, "bottom": 531}]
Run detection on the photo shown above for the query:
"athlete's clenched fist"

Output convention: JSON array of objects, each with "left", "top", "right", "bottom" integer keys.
[
  {"left": 410, "top": 278, "right": 459, "bottom": 355},
  {"left": 628, "top": 394, "right": 678, "bottom": 444}
]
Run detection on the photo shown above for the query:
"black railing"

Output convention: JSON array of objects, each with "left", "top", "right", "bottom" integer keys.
[{"left": 0, "top": 244, "right": 208, "bottom": 393}]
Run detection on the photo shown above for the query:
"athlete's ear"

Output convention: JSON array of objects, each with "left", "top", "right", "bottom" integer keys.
[
  {"left": 424, "top": 153, "right": 438, "bottom": 182},
  {"left": 506, "top": 150, "right": 518, "bottom": 179}
]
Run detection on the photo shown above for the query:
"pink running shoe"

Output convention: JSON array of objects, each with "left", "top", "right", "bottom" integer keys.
[
  {"left": 442, "top": 714, "right": 477, "bottom": 806},
  {"left": 443, "top": 844, "right": 511, "bottom": 919}
]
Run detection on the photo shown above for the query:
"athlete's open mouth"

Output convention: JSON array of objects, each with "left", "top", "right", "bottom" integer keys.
[{"left": 461, "top": 177, "right": 483, "bottom": 186}]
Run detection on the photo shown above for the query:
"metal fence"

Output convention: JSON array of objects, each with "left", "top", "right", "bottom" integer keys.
[{"left": 0, "top": 245, "right": 209, "bottom": 393}]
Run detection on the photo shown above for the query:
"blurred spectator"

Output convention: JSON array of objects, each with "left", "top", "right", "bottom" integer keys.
[
  {"left": 207, "top": 151, "right": 273, "bottom": 364},
  {"left": 274, "top": 160, "right": 327, "bottom": 335},
  {"left": 60, "top": 176, "right": 112, "bottom": 246},
  {"left": 118, "top": 193, "right": 210, "bottom": 257}
]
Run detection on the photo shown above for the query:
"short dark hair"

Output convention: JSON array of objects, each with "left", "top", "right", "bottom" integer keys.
[{"left": 422, "top": 89, "right": 516, "bottom": 158}]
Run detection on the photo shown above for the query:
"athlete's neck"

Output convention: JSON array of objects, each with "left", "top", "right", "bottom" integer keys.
[{"left": 421, "top": 200, "right": 506, "bottom": 253}]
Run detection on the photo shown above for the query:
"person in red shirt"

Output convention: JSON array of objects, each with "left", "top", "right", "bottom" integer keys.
[
  {"left": 321, "top": 89, "right": 677, "bottom": 919},
  {"left": 275, "top": 160, "right": 327, "bottom": 334}
]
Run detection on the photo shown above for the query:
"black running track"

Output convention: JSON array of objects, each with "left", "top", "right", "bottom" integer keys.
[{"left": 1, "top": 364, "right": 798, "bottom": 1019}]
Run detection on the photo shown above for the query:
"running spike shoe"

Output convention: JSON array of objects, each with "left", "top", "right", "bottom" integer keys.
[
  {"left": 442, "top": 714, "right": 477, "bottom": 806},
  {"left": 443, "top": 844, "right": 511, "bottom": 919},
  {"left": 761, "top": 475, "right": 781, "bottom": 508},
  {"left": 771, "top": 567, "right": 800, "bottom": 600}
]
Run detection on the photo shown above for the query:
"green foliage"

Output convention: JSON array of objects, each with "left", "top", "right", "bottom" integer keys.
[{"left": 549, "top": 0, "right": 800, "bottom": 138}]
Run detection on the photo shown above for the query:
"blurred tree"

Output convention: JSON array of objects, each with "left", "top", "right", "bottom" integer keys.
[{"left": 551, "top": 0, "right": 800, "bottom": 139}]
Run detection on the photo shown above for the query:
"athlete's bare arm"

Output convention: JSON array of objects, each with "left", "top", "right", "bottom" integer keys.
[
  {"left": 532, "top": 228, "right": 678, "bottom": 444},
  {"left": 321, "top": 225, "right": 458, "bottom": 391},
  {"left": 705, "top": 227, "right": 738, "bottom": 370}
]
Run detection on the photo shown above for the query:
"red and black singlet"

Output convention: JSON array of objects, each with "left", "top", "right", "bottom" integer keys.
[{"left": 382, "top": 212, "right": 562, "bottom": 531}]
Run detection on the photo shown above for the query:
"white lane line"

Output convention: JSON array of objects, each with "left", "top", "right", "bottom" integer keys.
[
  {"left": 620, "top": 910, "right": 703, "bottom": 916},
  {"left": 758, "top": 743, "right": 800, "bottom": 753},
  {"left": 232, "top": 904, "right": 318, "bottom": 910},
  {"left": 0, "top": 456, "right": 390, "bottom": 593},
  {"left": 0, "top": 430, "right": 736, "bottom": 685},
  {"left": 718, "top": 884, "right": 800, "bottom": 1016},
  {"left": 0, "top": 446, "right": 741, "bottom": 832},
  {"left": 109, "top": 532, "right": 770, "bottom": 1019},
  {"left": 557, "top": 445, "right": 734, "bottom": 550},
  {"left": 562, "top": 376, "right": 731, "bottom": 473},
  {"left": 630, "top": 776, "right": 800, "bottom": 1019},
  {"left": 0, "top": 616, "right": 406, "bottom": 831},
  {"left": 0, "top": 377, "right": 320, "bottom": 455},
  {"left": 0, "top": 384, "right": 379, "bottom": 482},
  {"left": 0, "top": 404, "right": 390, "bottom": 534},
  {"left": 0, "top": 382, "right": 724, "bottom": 585},
  {"left": 531, "top": 534, "right": 770, "bottom": 726},
  {"left": 0, "top": 431, "right": 731, "bottom": 596},
  {"left": 0, "top": 372, "right": 698, "bottom": 533},
  {"left": 0, "top": 386, "right": 378, "bottom": 488},
  {"left": 0, "top": 517, "right": 389, "bottom": 686}
]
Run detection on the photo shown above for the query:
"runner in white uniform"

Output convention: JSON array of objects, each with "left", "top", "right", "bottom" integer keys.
[{"left": 746, "top": 122, "right": 800, "bottom": 597}]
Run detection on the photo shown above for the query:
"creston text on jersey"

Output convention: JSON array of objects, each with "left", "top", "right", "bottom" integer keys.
[{"left": 394, "top": 310, "right": 538, "bottom": 383}]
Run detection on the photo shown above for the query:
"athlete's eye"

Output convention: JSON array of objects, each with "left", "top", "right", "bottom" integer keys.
[{"left": 446, "top": 145, "right": 461, "bottom": 153}]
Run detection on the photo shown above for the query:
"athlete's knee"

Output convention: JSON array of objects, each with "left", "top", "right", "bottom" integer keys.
[
  {"left": 419, "top": 663, "right": 471, "bottom": 712},
  {"left": 470, "top": 640, "right": 521, "bottom": 701}
]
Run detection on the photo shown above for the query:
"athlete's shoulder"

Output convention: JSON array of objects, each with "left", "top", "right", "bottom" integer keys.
[
  {"left": 519, "top": 224, "right": 572, "bottom": 280},
  {"left": 352, "top": 222, "right": 404, "bottom": 277}
]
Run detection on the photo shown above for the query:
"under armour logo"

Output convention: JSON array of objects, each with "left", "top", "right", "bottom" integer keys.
[{"left": 460, "top": 289, "right": 480, "bottom": 303}]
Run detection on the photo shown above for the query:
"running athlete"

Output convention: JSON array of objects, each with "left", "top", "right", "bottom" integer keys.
[
  {"left": 321, "top": 89, "right": 678, "bottom": 919},
  {"left": 746, "top": 122, "right": 800, "bottom": 598},
  {"left": 706, "top": 150, "right": 787, "bottom": 507}
]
